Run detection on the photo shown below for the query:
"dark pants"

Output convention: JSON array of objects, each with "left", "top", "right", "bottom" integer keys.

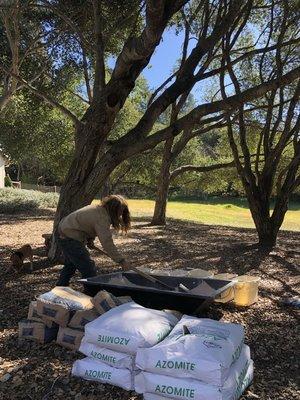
[{"left": 56, "top": 238, "right": 97, "bottom": 286}]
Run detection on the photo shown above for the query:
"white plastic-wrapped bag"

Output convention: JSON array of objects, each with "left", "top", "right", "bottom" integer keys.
[
  {"left": 79, "top": 338, "right": 135, "bottom": 370},
  {"left": 143, "top": 358, "right": 253, "bottom": 400},
  {"left": 142, "top": 360, "right": 253, "bottom": 400},
  {"left": 72, "top": 357, "right": 133, "bottom": 391},
  {"left": 84, "top": 302, "right": 178, "bottom": 355},
  {"left": 38, "top": 287, "right": 93, "bottom": 310},
  {"left": 136, "top": 316, "right": 244, "bottom": 386},
  {"left": 135, "top": 345, "right": 252, "bottom": 400},
  {"left": 144, "top": 395, "right": 169, "bottom": 400}
]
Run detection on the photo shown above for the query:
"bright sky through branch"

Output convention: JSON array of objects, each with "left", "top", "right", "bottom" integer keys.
[{"left": 108, "top": 28, "right": 206, "bottom": 104}]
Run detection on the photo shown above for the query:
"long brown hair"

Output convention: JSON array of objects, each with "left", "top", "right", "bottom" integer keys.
[{"left": 102, "top": 195, "right": 131, "bottom": 233}]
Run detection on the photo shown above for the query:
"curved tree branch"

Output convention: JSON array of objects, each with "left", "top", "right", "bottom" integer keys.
[
  {"left": 194, "top": 37, "right": 300, "bottom": 83},
  {"left": 92, "top": 0, "right": 106, "bottom": 97},
  {"left": 147, "top": 5, "right": 191, "bottom": 107},
  {"left": 170, "top": 160, "right": 236, "bottom": 180},
  {"left": 85, "top": 65, "right": 300, "bottom": 195},
  {"left": 113, "top": 65, "right": 300, "bottom": 154},
  {"left": 111, "top": 0, "right": 189, "bottom": 82},
  {"left": 0, "top": 66, "right": 81, "bottom": 127}
]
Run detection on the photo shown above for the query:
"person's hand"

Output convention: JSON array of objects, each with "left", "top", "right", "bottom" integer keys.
[{"left": 119, "top": 259, "right": 132, "bottom": 271}]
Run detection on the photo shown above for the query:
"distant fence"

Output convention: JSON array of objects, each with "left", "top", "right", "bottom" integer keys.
[{"left": 21, "top": 183, "right": 61, "bottom": 193}]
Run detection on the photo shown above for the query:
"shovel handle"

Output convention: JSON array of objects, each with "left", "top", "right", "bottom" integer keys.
[
  {"left": 130, "top": 266, "right": 175, "bottom": 291},
  {"left": 89, "top": 244, "right": 108, "bottom": 256},
  {"left": 90, "top": 244, "right": 174, "bottom": 290}
]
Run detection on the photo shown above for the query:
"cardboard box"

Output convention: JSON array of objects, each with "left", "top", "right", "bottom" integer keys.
[
  {"left": 36, "top": 287, "right": 94, "bottom": 327},
  {"left": 56, "top": 326, "right": 84, "bottom": 350},
  {"left": 92, "top": 290, "right": 132, "bottom": 315},
  {"left": 68, "top": 308, "right": 99, "bottom": 330},
  {"left": 18, "top": 319, "right": 58, "bottom": 344},
  {"left": 36, "top": 300, "right": 71, "bottom": 327},
  {"left": 27, "top": 301, "right": 43, "bottom": 322},
  {"left": 27, "top": 301, "right": 56, "bottom": 328}
]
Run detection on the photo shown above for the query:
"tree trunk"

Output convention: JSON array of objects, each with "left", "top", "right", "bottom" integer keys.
[
  {"left": 151, "top": 169, "right": 171, "bottom": 225},
  {"left": 17, "top": 162, "right": 22, "bottom": 181},
  {"left": 256, "top": 219, "right": 279, "bottom": 248},
  {"left": 100, "top": 178, "right": 111, "bottom": 198},
  {"left": 48, "top": 121, "right": 115, "bottom": 260},
  {"left": 246, "top": 192, "right": 285, "bottom": 249},
  {"left": 151, "top": 138, "right": 173, "bottom": 225}
]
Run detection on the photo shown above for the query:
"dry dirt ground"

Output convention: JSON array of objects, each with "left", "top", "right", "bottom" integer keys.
[{"left": 0, "top": 210, "right": 299, "bottom": 400}]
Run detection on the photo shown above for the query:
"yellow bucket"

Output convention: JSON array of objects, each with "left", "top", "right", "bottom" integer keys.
[
  {"left": 213, "top": 273, "right": 238, "bottom": 303},
  {"left": 234, "top": 275, "right": 261, "bottom": 306}
]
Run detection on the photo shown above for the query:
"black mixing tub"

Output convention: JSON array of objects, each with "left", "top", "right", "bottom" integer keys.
[{"left": 80, "top": 272, "right": 235, "bottom": 315}]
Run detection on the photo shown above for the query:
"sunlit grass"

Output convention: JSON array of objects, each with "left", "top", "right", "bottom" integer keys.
[{"left": 125, "top": 198, "right": 300, "bottom": 231}]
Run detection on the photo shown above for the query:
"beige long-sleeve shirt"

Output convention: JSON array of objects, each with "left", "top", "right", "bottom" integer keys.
[{"left": 58, "top": 205, "right": 124, "bottom": 263}]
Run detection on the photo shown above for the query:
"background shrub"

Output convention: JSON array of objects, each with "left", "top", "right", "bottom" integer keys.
[
  {"left": 0, "top": 188, "right": 59, "bottom": 213},
  {"left": 4, "top": 175, "right": 12, "bottom": 187}
]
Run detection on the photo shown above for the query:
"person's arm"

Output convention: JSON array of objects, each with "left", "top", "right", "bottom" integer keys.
[{"left": 94, "top": 223, "right": 126, "bottom": 264}]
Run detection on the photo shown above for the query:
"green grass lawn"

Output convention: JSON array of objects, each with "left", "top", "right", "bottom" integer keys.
[{"left": 127, "top": 198, "right": 300, "bottom": 231}]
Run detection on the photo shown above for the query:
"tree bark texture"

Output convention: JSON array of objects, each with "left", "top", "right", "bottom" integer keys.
[{"left": 151, "top": 138, "right": 173, "bottom": 225}]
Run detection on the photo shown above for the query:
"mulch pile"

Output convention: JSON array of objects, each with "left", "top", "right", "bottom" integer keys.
[{"left": 0, "top": 210, "right": 299, "bottom": 400}]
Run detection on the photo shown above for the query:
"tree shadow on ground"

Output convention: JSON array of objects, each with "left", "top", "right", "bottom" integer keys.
[
  {"left": 131, "top": 219, "right": 271, "bottom": 274},
  {"left": 0, "top": 208, "right": 55, "bottom": 225},
  {"left": 269, "top": 253, "right": 300, "bottom": 275}
]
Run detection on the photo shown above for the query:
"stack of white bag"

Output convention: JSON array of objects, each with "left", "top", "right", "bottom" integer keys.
[
  {"left": 72, "top": 302, "right": 179, "bottom": 391},
  {"left": 135, "top": 316, "right": 254, "bottom": 400}
]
